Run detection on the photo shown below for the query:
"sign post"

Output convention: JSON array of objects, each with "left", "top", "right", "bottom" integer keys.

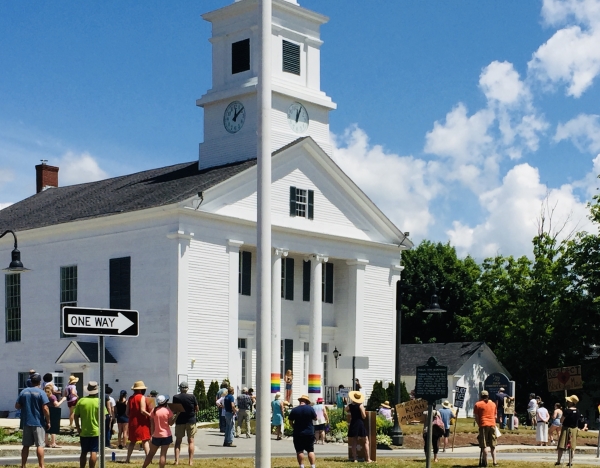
[
  {"left": 63, "top": 306, "right": 139, "bottom": 468},
  {"left": 338, "top": 356, "right": 369, "bottom": 390},
  {"left": 415, "top": 357, "right": 448, "bottom": 468},
  {"left": 452, "top": 386, "right": 466, "bottom": 452}
]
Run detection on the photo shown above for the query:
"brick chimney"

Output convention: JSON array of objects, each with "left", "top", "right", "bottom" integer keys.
[{"left": 35, "top": 160, "right": 59, "bottom": 193}]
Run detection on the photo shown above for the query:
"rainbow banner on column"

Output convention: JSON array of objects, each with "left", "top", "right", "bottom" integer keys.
[
  {"left": 308, "top": 374, "right": 321, "bottom": 394},
  {"left": 271, "top": 373, "right": 281, "bottom": 393}
]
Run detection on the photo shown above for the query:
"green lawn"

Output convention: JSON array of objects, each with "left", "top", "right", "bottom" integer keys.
[{"left": 7, "top": 458, "right": 600, "bottom": 468}]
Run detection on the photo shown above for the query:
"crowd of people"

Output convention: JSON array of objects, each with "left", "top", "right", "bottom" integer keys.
[{"left": 14, "top": 369, "right": 595, "bottom": 468}]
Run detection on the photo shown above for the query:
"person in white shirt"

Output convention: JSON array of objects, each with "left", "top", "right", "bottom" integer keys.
[
  {"left": 535, "top": 401, "right": 549, "bottom": 445},
  {"left": 527, "top": 393, "right": 538, "bottom": 428}
]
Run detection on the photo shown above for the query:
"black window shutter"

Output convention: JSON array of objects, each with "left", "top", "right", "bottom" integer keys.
[
  {"left": 110, "top": 257, "right": 131, "bottom": 310},
  {"left": 284, "top": 339, "right": 294, "bottom": 375},
  {"left": 326, "top": 263, "right": 334, "bottom": 303},
  {"left": 285, "top": 258, "right": 294, "bottom": 301},
  {"left": 302, "top": 260, "right": 311, "bottom": 302},
  {"left": 307, "top": 190, "right": 314, "bottom": 220},
  {"left": 232, "top": 38, "right": 250, "bottom": 74},
  {"left": 289, "top": 186, "right": 297, "bottom": 217},
  {"left": 241, "top": 251, "right": 252, "bottom": 296}
]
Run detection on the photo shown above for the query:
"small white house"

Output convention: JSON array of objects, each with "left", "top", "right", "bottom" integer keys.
[
  {"left": 400, "top": 342, "right": 511, "bottom": 417},
  {"left": 0, "top": 0, "right": 414, "bottom": 417}
]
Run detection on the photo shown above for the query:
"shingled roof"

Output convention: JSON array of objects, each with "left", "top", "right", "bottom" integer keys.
[
  {"left": 0, "top": 159, "right": 257, "bottom": 232},
  {"left": 400, "top": 342, "right": 486, "bottom": 375}
]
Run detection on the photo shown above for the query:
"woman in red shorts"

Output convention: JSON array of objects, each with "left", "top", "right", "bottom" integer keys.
[{"left": 125, "top": 380, "right": 151, "bottom": 463}]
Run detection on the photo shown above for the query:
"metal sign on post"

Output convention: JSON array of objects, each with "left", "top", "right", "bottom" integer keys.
[
  {"left": 62, "top": 306, "right": 139, "bottom": 468},
  {"left": 63, "top": 306, "right": 139, "bottom": 337},
  {"left": 415, "top": 357, "right": 448, "bottom": 468}
]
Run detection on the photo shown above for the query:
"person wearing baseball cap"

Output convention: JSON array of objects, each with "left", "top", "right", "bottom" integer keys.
[
  {"left": 474, "top": 390, "right": 498, "bottom": 466},
  {"left": 172, "top": 381, "right": 199, "bottom": 465}
]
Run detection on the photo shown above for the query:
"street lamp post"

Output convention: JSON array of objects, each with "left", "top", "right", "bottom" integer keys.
[
  {"left": 391, "top": 278, "right": 446, "bottom": 448},
  {"left": 0, "top": 230, "right": 29, "bottom": 272},
  {"left": 333, "top": 346, "right": 341, "bottom": 368}
]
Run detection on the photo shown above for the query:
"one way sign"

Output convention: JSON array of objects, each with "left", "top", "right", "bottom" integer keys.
[{"left": 63, "top": 306, "right": 139, "bottom": 337}]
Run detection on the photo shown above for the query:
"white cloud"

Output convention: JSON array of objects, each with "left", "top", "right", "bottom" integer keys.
[
  {"left": 0, "top": 202, "right": 13, "bottom": 210},
  {"left": 554, "top": 113, "right": 600, "bottom": 153},
  {"left": 480, "top": 61, "right": 529, "bottom": 106},
  {"left": 332, "top": 125, "right": 441, "bottom": 238},
  {"left": 447, "top": 163, "right": 593, "bottom": 258},
  {"left": 541, "top": 0, "right": 600, "bottom": 28},
  {"left": 57, "top": 152, "right": 108, "bottom": 186}
]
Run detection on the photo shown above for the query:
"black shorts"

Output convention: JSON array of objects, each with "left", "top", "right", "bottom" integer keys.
[
  {"left": 152, "top": 436, "right": 173, "bottom": 447},
  {"left": 293, "top": 434, "right": 314, "bottom": 454},
  {"left": 444, "top": 429, "right": 450, "bottom": 438},
  {"left": 314, "top": 424, "right": 325, "bottom": 431},
  {"left": 80, "top": 436, "right": 99, "bottom": 453}
]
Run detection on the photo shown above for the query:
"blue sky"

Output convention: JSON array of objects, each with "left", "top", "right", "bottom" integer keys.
[{"left": 1, "top": 0, "right": 600, "bottom": 259}]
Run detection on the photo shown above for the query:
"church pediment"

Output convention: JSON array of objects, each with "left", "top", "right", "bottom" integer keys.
[{"left": 193, "top": 137, "right": 411, "bottom": 248}]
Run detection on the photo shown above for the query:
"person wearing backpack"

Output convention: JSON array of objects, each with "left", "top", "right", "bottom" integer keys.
[{"left": 423, "top": 409, "right": 444, "bottom": 462}]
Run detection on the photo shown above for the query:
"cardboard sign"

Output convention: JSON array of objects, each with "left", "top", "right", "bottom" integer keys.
[
  {"left": 547, "top": 366, "right": 583, "bottom": 392},
  {"left": 168, "top": 403, "right": 185, "bottom": 414},
  {"left": 395, "top": 398, "right": 428, "bottom": 424}
]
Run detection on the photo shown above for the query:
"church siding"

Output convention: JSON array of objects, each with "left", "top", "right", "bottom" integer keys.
[{"left": 187, "top": 239, "right": 230, "bottom": 384}]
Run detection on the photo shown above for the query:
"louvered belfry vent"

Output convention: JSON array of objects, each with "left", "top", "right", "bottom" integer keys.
[
  {"left": 232, "top": 38, "right": 250, "bottom": 74},
  {"left": 282, "top": 40, "right": 300, "bottom": 75}
]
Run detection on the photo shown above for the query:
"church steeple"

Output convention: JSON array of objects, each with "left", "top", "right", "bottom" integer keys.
[{"left": 197, "top": 0, "right": 336, "bottom": 170}]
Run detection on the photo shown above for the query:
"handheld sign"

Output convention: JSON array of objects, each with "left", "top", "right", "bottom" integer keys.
[
  {"left": 546, "top": 366, "right": 583, "bottom": 392},
  {"left": 454, "top": 386, "right": 466, "bottom": 409},
  {"left": 414, "top": 356, "right": 448, "bottom": 403},
  {"left": 63, "top": 306, "right": 139, "bottom": 337}
]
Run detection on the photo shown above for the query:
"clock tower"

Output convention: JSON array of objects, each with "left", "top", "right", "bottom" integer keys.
[{"left": 197, "top": 0, "right": 336, "bottom": 170}]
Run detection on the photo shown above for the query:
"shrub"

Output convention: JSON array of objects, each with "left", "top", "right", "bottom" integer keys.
[
  {"left": 375, "top": 415, "right": 393, "bottom": 436},
  {"left": 366, "top": 380, "right": 387, "bottom": 411},
  {"left": 196, "top": 406, "right": 219, "bottom": 422},
  {"left": 283, "top": 416, "right": 293, "bottom": 437},
  {"left": 206, "top": 380, "right": 219, "bottom": 405},
  {"left": 335, "top": 420, "right": 348, "bottom": 434},
  {"left": 327, "top": 407, "right": 346, "bottom": 429},
  {"left": 194, "top": 379, "right": 209, "bottom": 411},
  {"left": 376, "top": 434, "right": 392, "bottom": 446}
]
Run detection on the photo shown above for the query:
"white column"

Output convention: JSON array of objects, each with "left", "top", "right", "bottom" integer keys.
[
  {"left": 346, "top": 259, "right": 369, "bottom": 386},
  {"left": 256, "top": 0, "right": 272, "bottom": 465},
  {"left": 228, "top": 240, "right": 244, "bottom": 390},
  {"left": 309, "top": 254, "right": 327, "bottom": 399},
  {"left": 271, "top": 248, "right": 287, "bottom": 396}
]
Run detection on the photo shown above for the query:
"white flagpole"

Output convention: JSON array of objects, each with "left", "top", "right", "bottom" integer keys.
[{"left": 256, "top": 0, "right": 272, "bottom": 466}]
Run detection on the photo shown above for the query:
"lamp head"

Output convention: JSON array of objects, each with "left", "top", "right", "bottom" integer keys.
[
  {"left": 3, "top": 248, "right": 30, "bottom": 273},
  {"left": 423, "top": 293, "right": 446, "bottom": 313}
]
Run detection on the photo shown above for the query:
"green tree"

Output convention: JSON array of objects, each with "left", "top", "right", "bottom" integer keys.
[
  {"left": 400, "top": 240, "right": 481, "bottom": 344},
  {"left": 366, "top": 380, "right": 387, "bottom": 411},
  {"left": 207, "top": 380, "right": 219, "bottom": 405},
  {"left": 385, "top": 381, "right": 409, "bottom": 406},
  {"left": 194, "top": 379, "right": 209, "bottom": 410}
]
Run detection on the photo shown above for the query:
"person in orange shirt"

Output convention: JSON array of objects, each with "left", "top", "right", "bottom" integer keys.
[{"left": 474, "top": 390, "right": 498, "bottom": 467}]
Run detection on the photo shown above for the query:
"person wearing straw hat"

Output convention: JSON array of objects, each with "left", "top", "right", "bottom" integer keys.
[
  {"left": 556, "top": 395, "right": 580, "bottom": 466},
  {"left": 125, "top": 381, "right": 151, "bottom": 463},
  {"left": 346, "top": 390, "right": 372, "bottom": 463},
  {"left": 288, "top": 395, "right": 317, "bottom": 468},
  {"left": 378, "top": 401, "right": 392, "bottom": 421},
  {"left": 65, "top": 375, "right": 80, "bottom": 428},
  {"left": 438, "top": 400, "right": 454, "bottom": 452},
  {"left": 73, "top": 381, "right": 103, "bottom": 468}
]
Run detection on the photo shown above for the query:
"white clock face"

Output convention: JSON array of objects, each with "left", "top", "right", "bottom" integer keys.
[
  {"left": 223, "top": 101, "right": 246, "bottom": 134},
  {"left": 287, "top": 102, "right": 309, "bottom": 133}
]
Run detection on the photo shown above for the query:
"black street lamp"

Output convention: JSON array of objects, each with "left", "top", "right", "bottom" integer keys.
[
  {"left": 0, "top": 230, "right": 29, "bottom": 273},
  {"left": 332, "top": 346, "right": 341, "bottom": 368},
  {"left": 392, "top": 278, "right": 446, "bottom": 446}
]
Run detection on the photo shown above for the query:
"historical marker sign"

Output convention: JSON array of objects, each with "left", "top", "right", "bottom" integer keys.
[
  {"left": 484, "top": 372, "right": 511, "bottom": 400},
  {"left": 454, "top": 386, "right": 467, "bottom": 409},
  {"left": 547, "top": 366, "right": 583, "bottom": 392},
  {"left": 414, "top": 356, "right": 448, "bottom": 403},
  {"left": 63, "top": 306, "right": 139, "bottom": 337}
]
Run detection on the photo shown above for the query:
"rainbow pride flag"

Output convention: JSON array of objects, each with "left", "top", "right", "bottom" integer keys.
[
  {"left": 271, "top": 373, "right": 281, "bottom": 393},
  {"left": 308, "top": 374, "right": 321, "bottom": 394}
]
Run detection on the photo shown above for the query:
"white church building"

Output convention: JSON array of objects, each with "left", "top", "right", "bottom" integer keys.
[{"left": 0, "top": 0, "right": 413, "bottom": 417}]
